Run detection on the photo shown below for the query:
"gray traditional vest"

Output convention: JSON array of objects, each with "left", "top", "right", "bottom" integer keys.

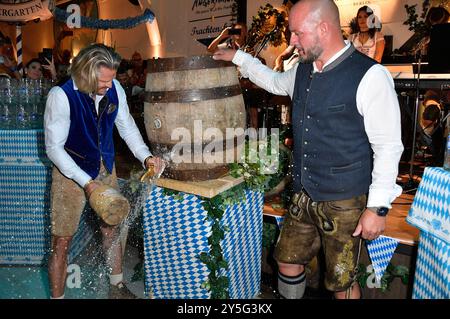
[{"left": 291, "top": 46, "right": 377, "bottom": 201}]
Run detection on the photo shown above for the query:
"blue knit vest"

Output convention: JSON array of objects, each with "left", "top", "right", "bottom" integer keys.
[
  {"left": 61, "top": 79, "right": 119, "bottom": 179},
  {"left": 292, "top": 47, "right": 377, "bottom": 201}
]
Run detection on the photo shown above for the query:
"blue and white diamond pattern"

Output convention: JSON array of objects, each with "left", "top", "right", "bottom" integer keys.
[
  {"left": 274, "top": 216, "right": 285, "bottom": 229},
  {"left": 0, "top": 130, "right": 50, "bottom": 165},
  {"left": 220, "top": 191, "right": 263, "bottom": 299},
  {"left": 143, "top": 187, "right": 211, "bottom": 299},
  {"left": 412, "top": 231, "right": 450, "bottom": 299},
  {"left": 366, "top": 235, "right": 399, "bottom": 283},
  {"left": 0, "top": 129, "right": 94, "bottom": 265},
  {"left": 407, "top": 167, "right": 450, "bottom": 244},
  {"left": 0, "top": 164, "right": 52, "bottom": 265},
  {"left": 0, "top": 163, "right": 94, "bottom": 265},
  {"left": 407, "top": 167, "right": 450, "bottom": 299},
  {"left": 0, "top": 165, "right": 93, "bottom": 265},
  {"left": 142, "top": 186, "right": 263, "bottom": 299}
]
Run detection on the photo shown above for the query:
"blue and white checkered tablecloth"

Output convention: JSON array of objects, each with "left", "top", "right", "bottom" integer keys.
[
  {"left": 0, "top": 129, "right": 93, "bottom": 265},
  {"left": 407, "top": 167, "right": 450, "bottom": 243},
  {"left": 143, "top": 186, "right": 263, "bottom": 299},
  {"left": 412, "top": 231, "right": 450, "bottom": 298},
  {"left": 0, "top": 129, "right": 50, "bottom": 165},
  {"left": 220, "top": 189, "right": 263, "bottom": 299},
  {"left": 407, "top": 167, "right": 450, "bottom": 299}
]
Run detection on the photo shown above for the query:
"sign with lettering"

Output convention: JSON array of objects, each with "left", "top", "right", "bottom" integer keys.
[
  {"left": 188, "top": 0, "right": 238, "bottom": 47},
  {"left": 0, "top": 0, "right": 53, "bottom": 22}
]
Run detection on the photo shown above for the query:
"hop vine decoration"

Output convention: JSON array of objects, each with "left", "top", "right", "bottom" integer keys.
[
  {"left": 198, "top": 197, "right": 232, "bottom": 299},
  {"left": 403, "top": 2, "right": 432, "bottom": 39},
  {"left": 244, "top": 4, "right": 288, "bottom": 54},
  {"left": 197, "top": 137, "right": 282, "bottom": 298},
  {"left": 229, "top": 138, "right": 286, "bottom": 193},
  {"left": 356, "top": 262, "right": 409, "bottom": 292},
  {"left": 163, "top": 184, "right": 247, "bottom": 299}
]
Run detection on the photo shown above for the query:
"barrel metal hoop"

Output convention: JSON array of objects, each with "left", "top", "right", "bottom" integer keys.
[
  {"left": 147, "top": 56, "right": 234, "bottom": 72},
  {"left": 164, "top": 165, "right": 230, "bottom": 182},
  {"left": 150, "top": 136, "right": 245, "bottom": 152},
  {"left": 145, "top": 85, "right": 242, "bottom": 104}
]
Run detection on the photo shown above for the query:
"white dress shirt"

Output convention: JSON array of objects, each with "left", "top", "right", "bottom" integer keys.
[
  {"left": 233, "top": 42, "right": 404, "bottom": 208},
  {"left": 44, "top": 78, "right": 152, "bottom": 187}
]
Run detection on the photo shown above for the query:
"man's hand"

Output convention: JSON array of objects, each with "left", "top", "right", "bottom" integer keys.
[
  {"left": 145, "top": 156, "right": 165, "bottom": 177},
  {"left": 352, "top": 208, "right": 386, "bottom": 241},
  {"left": 212, "top": 49, "right": 237, "bottom": 62},
  {"left": 84, "top": 180, "right": 102, "bottom": 199}
]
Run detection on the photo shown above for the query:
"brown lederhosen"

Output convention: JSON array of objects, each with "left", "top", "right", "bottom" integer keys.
[{"left": 274, "top": 191, "right": 366, "bottom": 291}]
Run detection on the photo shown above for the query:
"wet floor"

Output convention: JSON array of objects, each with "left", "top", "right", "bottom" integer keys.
[{"left": 0, "top": 234, "right": 145, "bottom": 299}]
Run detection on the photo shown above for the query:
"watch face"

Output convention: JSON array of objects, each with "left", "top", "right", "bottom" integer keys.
[{"left": 377, "top": 207, "right": 389, "bottom": 216}]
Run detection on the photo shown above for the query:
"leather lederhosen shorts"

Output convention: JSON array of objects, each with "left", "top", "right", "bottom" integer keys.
[{"left": 273, "top": 190, "right": 366, "bottom": 291}]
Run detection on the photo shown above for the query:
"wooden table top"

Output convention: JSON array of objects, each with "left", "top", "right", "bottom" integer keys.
[
  {"left": 386, "top": 193, "right": 420, "bottom": 246},
  {"left": 155, "top": 175, "right": 244, "bottom": 198}
]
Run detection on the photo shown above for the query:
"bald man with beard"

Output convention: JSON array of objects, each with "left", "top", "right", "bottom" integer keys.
[{"left": 213, "top": 0, "right": 403, "bottom": 299}]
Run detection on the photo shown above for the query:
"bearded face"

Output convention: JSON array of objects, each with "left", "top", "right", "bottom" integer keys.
[{"left": 291, "top": 29, "right": 323, "bottom": 64}]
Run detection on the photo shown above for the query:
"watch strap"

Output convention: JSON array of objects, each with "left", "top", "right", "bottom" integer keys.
[{"left": 367, "top": 206, "right": 389, "bottom": 216}]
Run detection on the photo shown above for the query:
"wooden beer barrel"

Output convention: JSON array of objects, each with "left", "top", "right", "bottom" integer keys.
[{"left": 144, "top": 55, "right": 247, "bottom": 181}]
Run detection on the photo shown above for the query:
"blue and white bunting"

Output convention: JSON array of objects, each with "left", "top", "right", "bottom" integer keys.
[
  {"left": 366, "top": 235, "right": 399, "bottom": 283},
  {"left": 275, "top": 216, "right": 284, "bottom": 229}
]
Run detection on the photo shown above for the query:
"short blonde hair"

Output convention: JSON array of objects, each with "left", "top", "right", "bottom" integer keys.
[{"left": 69, "top": 43, "right": 121, "bottom": 94}]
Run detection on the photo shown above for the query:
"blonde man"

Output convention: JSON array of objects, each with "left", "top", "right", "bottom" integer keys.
[{"left": 44, "top": 44, "right": 164, "bottom": 299}]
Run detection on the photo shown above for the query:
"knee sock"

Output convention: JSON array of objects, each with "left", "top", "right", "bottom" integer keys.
[
  {"left": 277, "top": 271, "right": 306, "bottom": 299},
  {"left": 109, "top": 273, "right": 123, "bottom": 286}
]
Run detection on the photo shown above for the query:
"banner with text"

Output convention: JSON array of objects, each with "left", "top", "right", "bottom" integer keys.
[
  {"left": 188, "top": 0, "right": 238, "bottom": 47},
  {"left": 0, "top": 0, "right": 53, "bottom": 23}
]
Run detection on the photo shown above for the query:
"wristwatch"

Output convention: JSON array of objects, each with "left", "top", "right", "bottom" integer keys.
[{"left": 368, "top": 206, "right": 389, "bottom": 217}]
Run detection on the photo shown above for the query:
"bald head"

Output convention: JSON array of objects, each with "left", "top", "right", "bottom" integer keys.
[
  {"left": 289, "top": 0, "right": 345, "bottom": 68},
  {"left": 291, "top": 0, "right": 341, "bottom": 30}
]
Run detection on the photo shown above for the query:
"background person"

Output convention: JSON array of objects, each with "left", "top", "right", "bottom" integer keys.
[
  {"left": 24, "top": 57, "right": 57, "bottom": 81},
  {"left": 207, "top": 22, "right": 248, "bottom": 53},
  {"left": 348, "top": 6, "right": 385, "bottom": 63},
  {"left": 0, "top": 35, "right": 21, "bottom": 80},
  {"left": 208, "top": 22, "right": 263, "bottom": 129},
  {"left": 420, "top": 103, "right": 445, "bottom": 166},
  {"left": 129, "top": 51, "right": 147, "bottom": 88}
]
